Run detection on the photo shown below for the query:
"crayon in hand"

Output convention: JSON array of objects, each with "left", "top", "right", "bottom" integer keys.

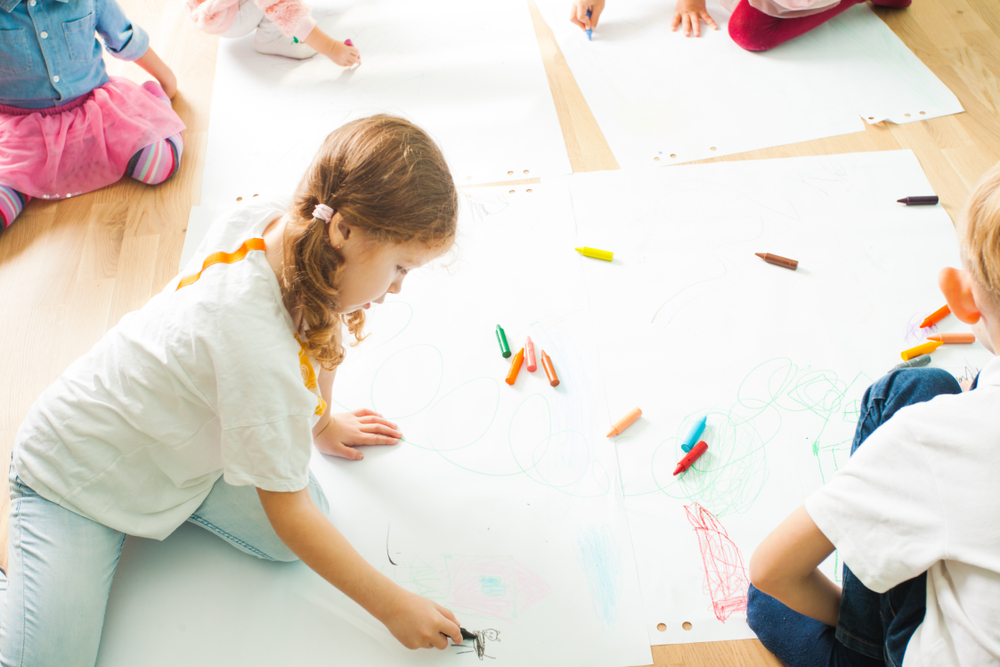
[{"left": 586, "top": 9, "right": 593, "bottom": 40}]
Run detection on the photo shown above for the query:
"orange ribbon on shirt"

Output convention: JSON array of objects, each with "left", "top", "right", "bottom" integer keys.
[{"left": 175, "top": 237, "right": 267, "bottom": 290}]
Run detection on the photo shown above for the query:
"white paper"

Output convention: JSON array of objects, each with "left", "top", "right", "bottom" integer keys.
[
  {"left": 537, "top": 0, "right": 963, "bottom": 167},
  {"left": 562, "top": 150, "right": 991, "bottom": 644},
  {"left": 199, "top": 0, "right": 571, "bottom": 207},
  {"left": 99, "top": 182, "right": 652, "bottom": 667}
]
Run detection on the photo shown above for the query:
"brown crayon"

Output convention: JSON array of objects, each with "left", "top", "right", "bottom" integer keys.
[
  {"left": 540, "top": 350, "right": 560, "bottom": 387},
  {"left": 755, "top": 252, "right": 798, "bottom": 270}
]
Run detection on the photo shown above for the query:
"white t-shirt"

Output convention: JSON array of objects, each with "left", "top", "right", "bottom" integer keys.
[
  {"left": 806, "top": 358, "right": 1000, "bottom": 667},
  {"left": 14, "top": 198, "right": 325, "bottom": 540}
]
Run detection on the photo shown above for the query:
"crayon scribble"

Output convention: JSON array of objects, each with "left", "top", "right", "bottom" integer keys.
[
  {"left": 454, "top": 628, "right": 500, "bottom": 661},
  {"left": 685, "top": 503, "right": 749, "bottom": 622},
  {"left": 574, "top": 525, "right": 623, "bottom": 631}
]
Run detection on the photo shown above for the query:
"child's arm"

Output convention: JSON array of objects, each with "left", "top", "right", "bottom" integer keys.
[
  {"left": 303, "top": 27, "right": 361, "bottom": 67},
  {"left": 312, "top": 367, "right": 402, "bottom": 460},
  {"left": 257, "top": 487, "right": 463, "bottom": 648},
  {"left": 670, "top": 0, "right": 719, "bottom": 37},
  {"left": 749, "top": 505, "right": 841, "bottom": 627},
  {"left": 570, "top": 0, "right": 605, "bottom": 32},
  {"left": 135, "top": 47, "right": 178, "bottom": 99}
]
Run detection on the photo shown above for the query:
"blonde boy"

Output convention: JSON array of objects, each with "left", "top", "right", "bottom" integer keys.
[{"left": 747, "top": 163, "right": 1000, "bottom": 667}]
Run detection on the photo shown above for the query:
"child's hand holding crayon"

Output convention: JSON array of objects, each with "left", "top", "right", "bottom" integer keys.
[
  {"left": 303, "top": 28, "right": 362, "bottom": 66},
  {"left": 570, "top": 0, "right": 605, "bottom": 33}
]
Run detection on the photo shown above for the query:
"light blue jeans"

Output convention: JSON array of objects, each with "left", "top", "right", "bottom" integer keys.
[{"left": 0, "top": 471, "right": 329, "bottom": 667}]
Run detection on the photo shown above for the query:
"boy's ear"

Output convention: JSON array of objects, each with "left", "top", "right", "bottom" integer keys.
[{"left": 938, "top": 267, "right": 982, "bottom": 325}]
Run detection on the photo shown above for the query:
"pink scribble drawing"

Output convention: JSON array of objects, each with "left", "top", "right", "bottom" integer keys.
[
  {"left": 445, "top": 556, "right": 551, "bottom": 621},
  {"left": 685, "top": 503, "right": 750, "bottom": 622}
]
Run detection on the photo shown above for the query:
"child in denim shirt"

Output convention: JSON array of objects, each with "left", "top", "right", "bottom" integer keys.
[{"left": 0, "top": 0, "right": 185, "bottom": 230}]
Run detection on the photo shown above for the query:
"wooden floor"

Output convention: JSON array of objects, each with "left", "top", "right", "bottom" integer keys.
[{"left": 1, "top": 0, "right": 998, "bottom": 664}]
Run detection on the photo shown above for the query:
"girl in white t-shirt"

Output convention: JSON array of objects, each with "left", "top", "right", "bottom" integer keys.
[{"left": 4, "top": 114, "right": 463, "bottom": 665}]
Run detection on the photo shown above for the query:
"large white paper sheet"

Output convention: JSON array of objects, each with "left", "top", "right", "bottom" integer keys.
[
  {"left": 200, "top": 0, "right": 571, "bottom": 206},
  {"left": 564, "top": 150, "right": 991, "bottom": 644},
  {"left": 537, "top": 0, "right": 963, "bottom": 167},
  {"left": 99, "top": 183, "right": 652, "bottom": 667}
]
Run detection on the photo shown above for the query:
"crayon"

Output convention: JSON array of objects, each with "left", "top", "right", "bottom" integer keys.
[
  {"left": 344, "top": 39, "right": 354, "bottom": 46},
  {"left": 496, "top": 325, "right": 511, "bottom": 358},
  {"left": 681, "top": 415, "right": 707, "bottom": 453},
  {"left": 607, "top": 407, "right": 642, "bottom": 437},
  {"left": 586, "top": 9, "right": 593, "bottom": 40},
  {"left": 919, "top": 305, "right": 950, "bottom": 328},
  {"left": 673, "top": 440, "right": 708, "bottom": 476},
  {"left": 525, "top": 336, "right": 537, "bottom": 372},
  {"left": 575, "top": 246, "right": 613, "bottom": 261},
  {"left": 540, "top": 350, "right": 560, "bottom": 387},
  {"left": 460, "top": 628, "right": 476, "bottom": 642},
  {"left": 926, "top": 332, "right": 976, "bottom": 344},
  {"left": 901, "top": 340, "right": 942, "bottom": 361},
  {"left": 755, "top": 252, "right": 798, "bottom": 270},
  {"left": 896, "top": 196, "right": 939, "bottom": 206},
  {"left": 888, "top": 354, "right": 931, "bottom": 372},
  {"left": 505, "top": 348, "right": 524, "bottom": 385}
]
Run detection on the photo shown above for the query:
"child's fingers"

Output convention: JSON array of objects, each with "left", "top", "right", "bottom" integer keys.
[
  {"left": 358, "top": 432, "right": 401, "bottom": 445},
  {"left": 692, "top": 13, "right": 701, "bottom": 37},
  {"left": 682, "top": 13, "right": 692, "bottom": 36},
  {"left": 353, "top": 408, "right": 378, "bottom": 417},
  {"left": 569, "top": 4, "right": 586, "bottom": 29},
  {"left": 703, "top": 11, "right": 718, "bottom": 29},
  {"left": 436, "top": 614, "right": 462, "bottom": 646},
  {"left": 362, "top": 423, "right": 403, "bottom": 439},
  {"left": 330, "top": 442, "right": 364, "bottom": 460},
  {"left": 590, "top": 5, "right": 603, "bottom": 27},
  {"left": 435, "top": 603, "right": 459, "bottom": 626},
  {"left": 670, "top": 11, "right": 681, "bottom": 30},
  {"left": 358, "top": 415, "right": 399, "bottom": 429}
]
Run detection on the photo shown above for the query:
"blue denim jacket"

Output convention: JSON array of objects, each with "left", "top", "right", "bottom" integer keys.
[{"left": 0, "top": 0, "right": 148, "bottom": 109}]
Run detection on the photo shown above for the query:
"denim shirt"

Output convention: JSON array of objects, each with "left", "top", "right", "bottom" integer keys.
[{"left": 0, "top": 0, "right": 148, "bottom": 108}]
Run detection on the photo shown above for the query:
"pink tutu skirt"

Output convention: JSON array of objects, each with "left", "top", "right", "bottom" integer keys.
[{"left": 0, "top": 77, "right": 186, "bottom": 199}]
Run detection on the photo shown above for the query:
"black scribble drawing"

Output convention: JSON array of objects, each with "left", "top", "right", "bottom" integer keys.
[{"left": 454, "top": 629, "right": 500, "bottom": 660}]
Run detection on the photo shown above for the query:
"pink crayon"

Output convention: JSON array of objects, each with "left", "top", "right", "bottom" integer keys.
[
  {"left": 525, "top": 336, "right": 537, "bottom": 372},
  {"left": 344, "top": 39, "right": 354, "bottom": 46}
]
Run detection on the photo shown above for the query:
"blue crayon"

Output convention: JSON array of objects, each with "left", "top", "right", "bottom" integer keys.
[
  {"left": 586, "top": 9, "right": 592, "bottom": 40},
  {"left": 681, "top": 415, "right": 707, "bottom": 453}
]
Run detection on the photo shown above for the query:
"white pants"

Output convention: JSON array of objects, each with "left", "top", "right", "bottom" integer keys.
[{"left": 220, "top": 0, "right": 265, "bottom": 38}]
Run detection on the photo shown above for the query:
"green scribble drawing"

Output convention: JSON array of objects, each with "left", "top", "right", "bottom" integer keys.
[{"left": 629, "top": 358, "right": 873, "bottom": 517}]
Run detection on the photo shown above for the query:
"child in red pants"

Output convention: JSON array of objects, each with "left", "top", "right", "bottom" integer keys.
[{"left": 571, "top": 0, "right": 912, "bottom": 51}]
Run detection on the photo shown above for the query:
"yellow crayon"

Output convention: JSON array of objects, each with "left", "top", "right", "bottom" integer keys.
[
  {"left": 900, "top": 340, "right": 942, "bottom": 361},
  {"left": 575, "top": 246, "right": 614, "bottom": 262}
]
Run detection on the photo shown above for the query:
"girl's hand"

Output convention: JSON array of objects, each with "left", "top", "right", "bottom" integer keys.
[
  {"left": 328, "top": 40, "right": 361, "bottom": 67},
  {"left": 380, "top": 589, "right": 462, "bottom": 650},
  {"left": 670, "top": 0, "right": 718, "bottom": 37},
  {"left": 315, "top": 408, "right": 401, "bottom": 460},
  {"left": 570, "top": 0, "right": 605, "bottom": 32}
]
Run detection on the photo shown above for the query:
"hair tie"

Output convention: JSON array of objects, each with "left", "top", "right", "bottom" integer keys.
[{"left": 312, "top": 204, "right": 335, "bottom": 223}]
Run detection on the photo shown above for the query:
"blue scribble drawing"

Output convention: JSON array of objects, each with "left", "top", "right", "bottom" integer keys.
[{"left": 574, "top": 526, "right": 622, "bottom": 630}]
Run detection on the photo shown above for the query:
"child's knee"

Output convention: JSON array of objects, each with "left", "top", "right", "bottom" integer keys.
[
  {"left": 127, "top": 136, "right": 183, "bottom": 185},
  {"left": 727, "top": 13, "right": 777, "bottom": 52},
  {"left": 872, "top": 367, "right": 962, "bottom": 406}
]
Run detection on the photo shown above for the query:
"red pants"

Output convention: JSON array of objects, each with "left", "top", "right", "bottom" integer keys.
[{"left": 728, "top": 0, "right": 912, "bottom": 52}]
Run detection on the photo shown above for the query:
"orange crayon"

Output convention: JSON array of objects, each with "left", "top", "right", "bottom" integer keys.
[
  {"left": 919, "top": 305, "right": 950, "bottom": 328},
  {"left": 540, "top": 350, "right": 560, "bottom": 387},
  {"left": 901, "top": 340, "right": 942, "bottom": 361},
  {"left": 505, "top": 348, "right": 524, "bottom": 385},
  {"left": 926, "top": 333, "right": 976, "bottom": 344},
  {"left": 607, "top": 407, "right": 642, "bottom": 437}
]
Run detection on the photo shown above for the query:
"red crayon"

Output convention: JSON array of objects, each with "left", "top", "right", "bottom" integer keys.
[{"left": 673, "top": 441, "right": 708, "bottom": 476}]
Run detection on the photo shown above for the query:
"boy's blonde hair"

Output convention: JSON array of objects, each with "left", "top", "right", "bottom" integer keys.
[
  {"left": 280, "top": 115, "right": 458, "bottom": 370},
  {"left": 958, "top": 160, "right": 1000, "bottom": 309}
]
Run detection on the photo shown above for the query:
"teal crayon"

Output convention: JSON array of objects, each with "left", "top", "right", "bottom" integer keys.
[
  {"left": 681, "top": 415, "right": 707, "bottom": 453},
  {"left": 495, "top": 325, "right": 511, "bottom": 358}
]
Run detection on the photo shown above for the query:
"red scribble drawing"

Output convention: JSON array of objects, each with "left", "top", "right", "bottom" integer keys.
[{"left": 685, "top": 503, "right": 750, "bottom": 622}]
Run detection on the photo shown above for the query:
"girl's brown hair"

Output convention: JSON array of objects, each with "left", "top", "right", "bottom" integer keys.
[{"left": 280, "top": 115, "right": 458, "bottom": 370}]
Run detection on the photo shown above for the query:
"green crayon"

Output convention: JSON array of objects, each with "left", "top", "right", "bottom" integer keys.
[{"left": 496, "top": 325, "right": 511, "bottom": 358}]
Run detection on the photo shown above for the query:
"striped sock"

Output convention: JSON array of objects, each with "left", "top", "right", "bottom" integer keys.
[
  {"left": 127, "top": 133, "right": 184, "bottom": 185},
  {"left": 0, "top": 186, "right": 29, "bottom": 230}
]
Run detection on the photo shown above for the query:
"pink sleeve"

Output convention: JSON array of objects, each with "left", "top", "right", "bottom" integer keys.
[{"left": 255, "top": 0, "right": 313, "bottom": 37}]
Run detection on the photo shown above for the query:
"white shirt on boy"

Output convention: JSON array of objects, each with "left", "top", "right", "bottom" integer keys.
[
  {"left": 806, "top": 357, "right": 1000, "bottom": 667},
  {"left": 14, "top": 198, "right": 324, "bottom": 540}
]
